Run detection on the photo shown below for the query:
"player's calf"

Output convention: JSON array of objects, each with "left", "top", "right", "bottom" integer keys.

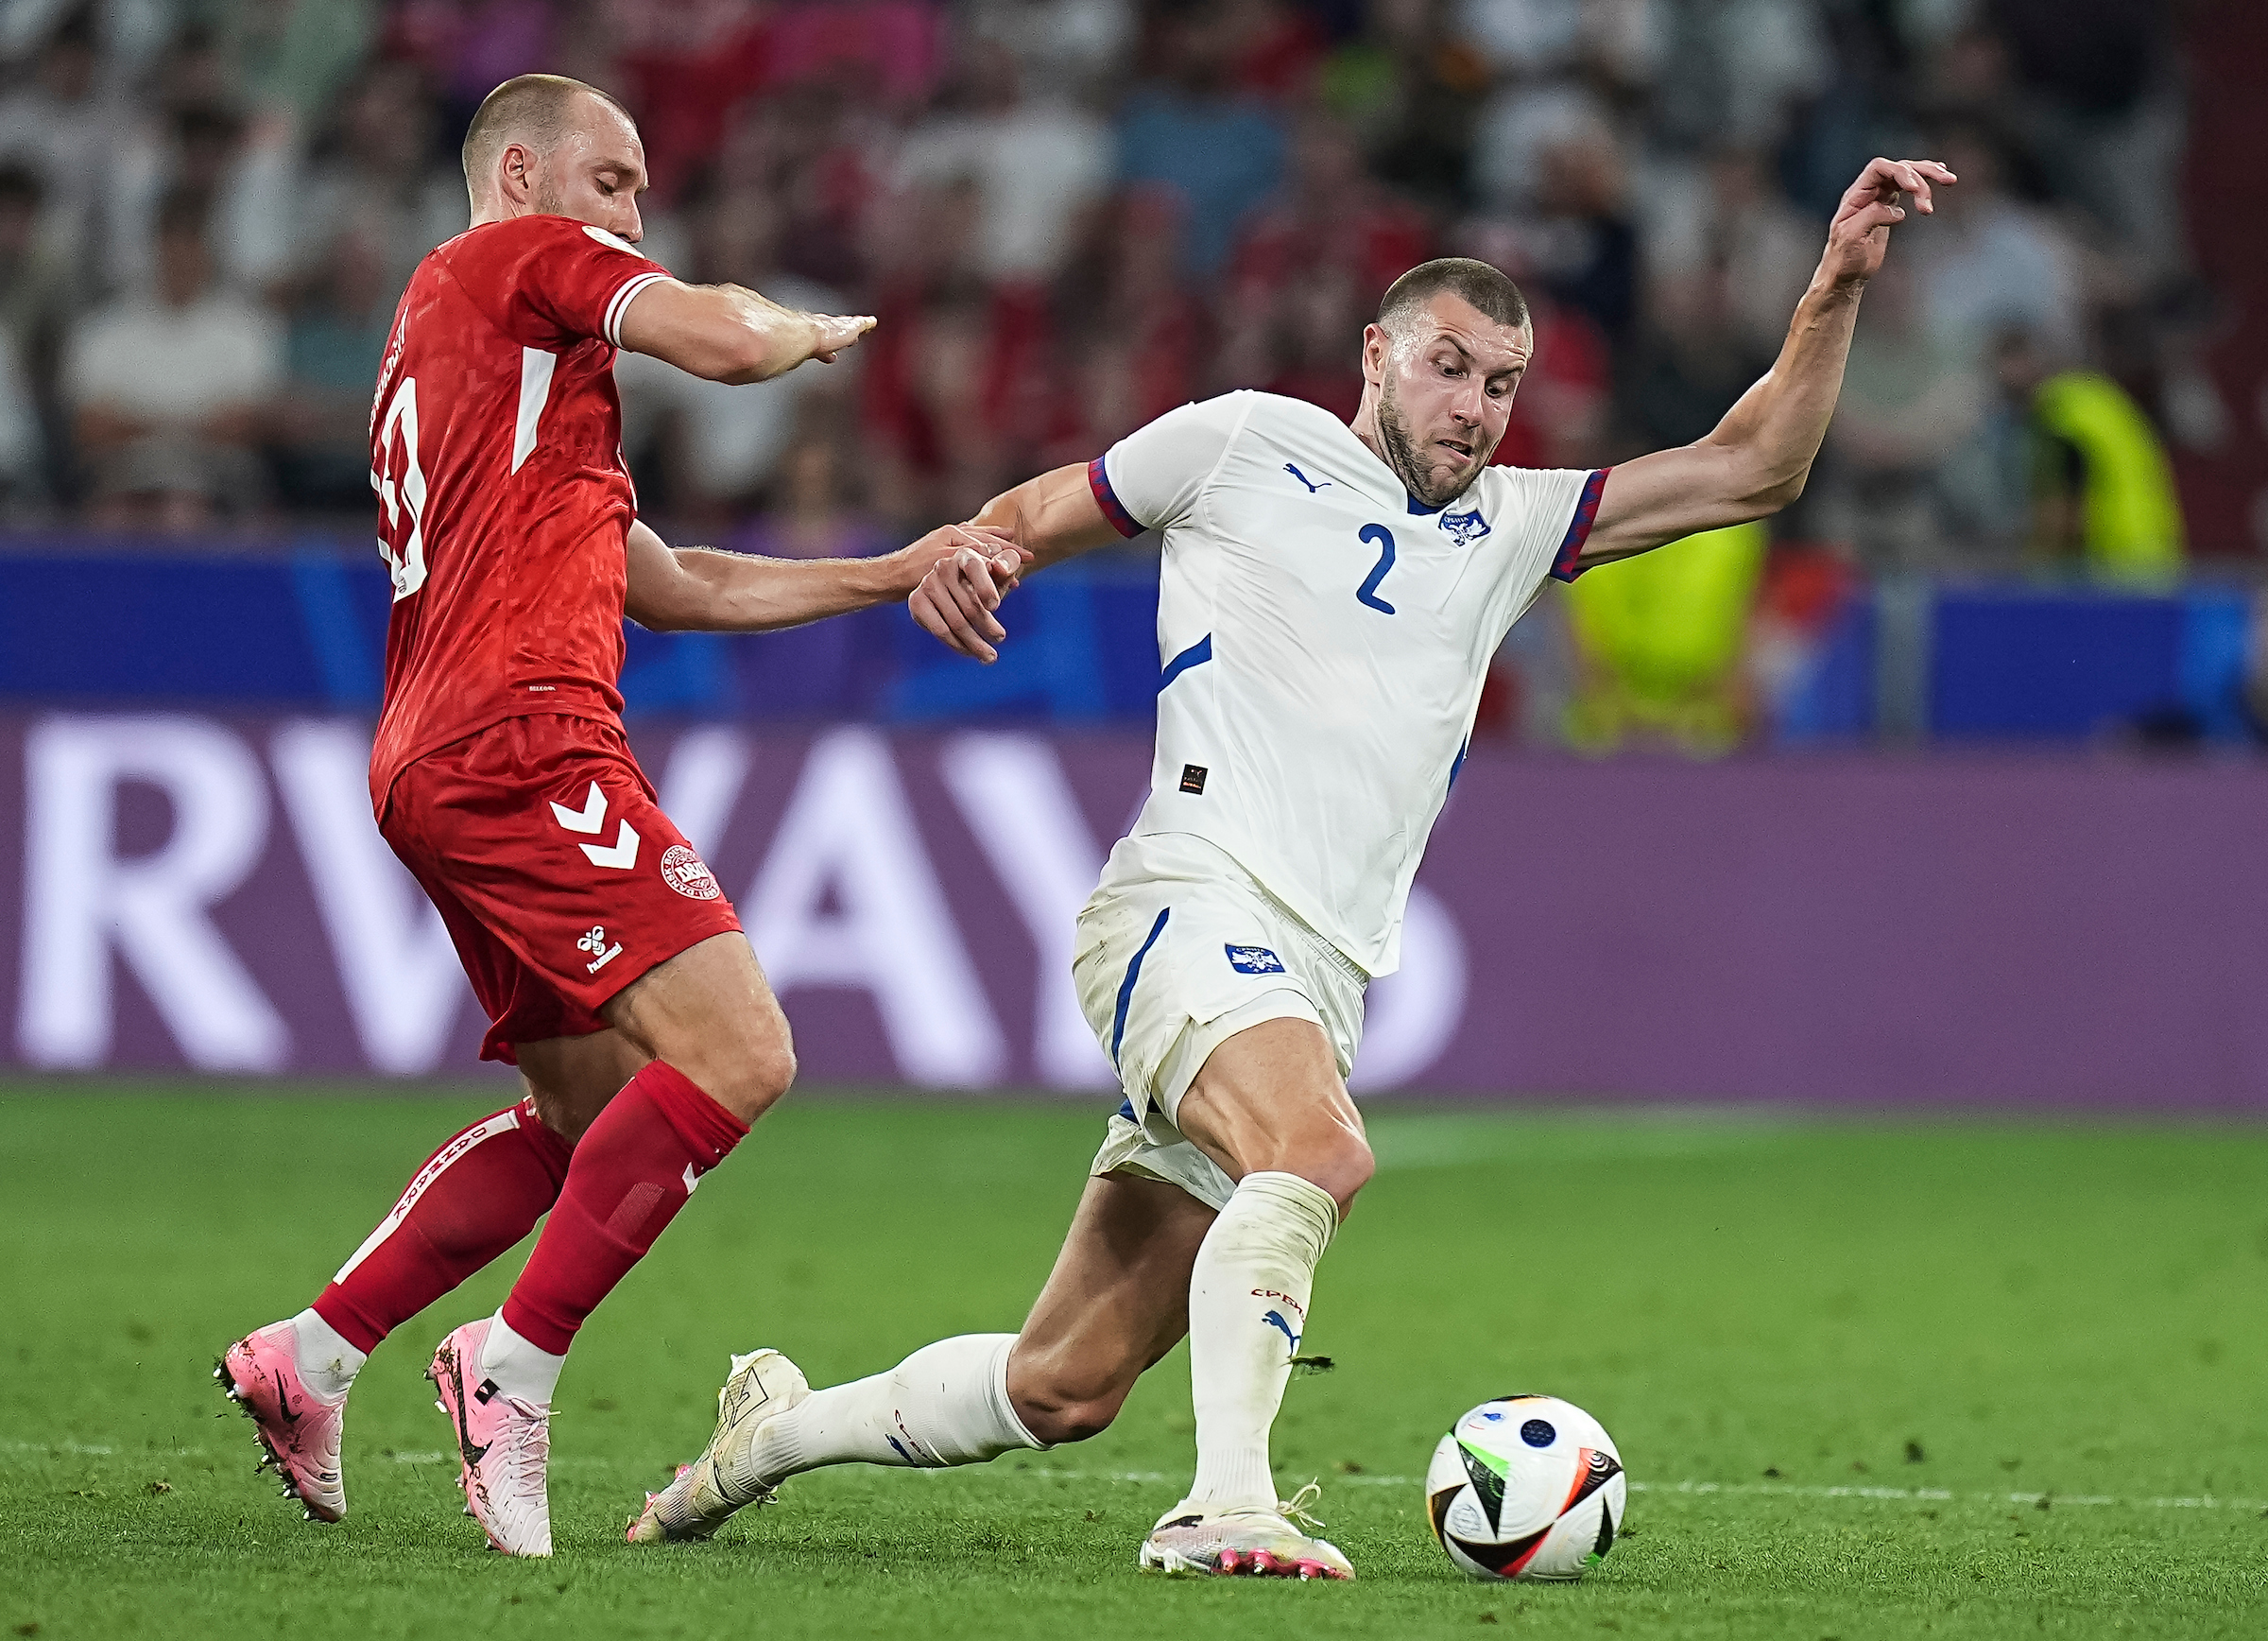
[{"left": 1005, "top": 1338, "right": 1150, "bottom": 1446}]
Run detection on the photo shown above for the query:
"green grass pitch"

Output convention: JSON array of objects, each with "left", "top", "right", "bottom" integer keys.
[{"left": 4, "top": 1085, "right": 2267, "bottom": 1640}]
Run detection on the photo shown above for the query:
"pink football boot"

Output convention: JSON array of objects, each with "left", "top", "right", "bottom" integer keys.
[
  {"left": 215, "top": 1321, "right": 347, "bottom": 1523},
  {"left": 428, "top": 1318, "right": 554, "bottom": 1557}
]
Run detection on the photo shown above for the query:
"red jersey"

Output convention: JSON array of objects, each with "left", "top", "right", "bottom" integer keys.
[{"left": 367, "top": 214, "right": 673, "bottom": 814}]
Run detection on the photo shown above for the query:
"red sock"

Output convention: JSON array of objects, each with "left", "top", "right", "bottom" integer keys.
[
  {"left": 312, "top": 1097, "right": 575, "bottom": 1354},
  {"left": 500, "top": 1060, "right": 747, "bottom": 1356}
]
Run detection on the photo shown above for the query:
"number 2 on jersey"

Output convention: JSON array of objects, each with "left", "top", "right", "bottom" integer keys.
[
  {"left": 1356, "top": 524, "right": 1397, "bottom": 614},
  {"left": 374, "top": 377, "right": 430, "bottom": 602}
]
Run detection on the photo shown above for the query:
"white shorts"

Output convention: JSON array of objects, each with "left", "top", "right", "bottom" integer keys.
[{"left": 1072, "top": 832, "right": 1367, "bottom": 1211}]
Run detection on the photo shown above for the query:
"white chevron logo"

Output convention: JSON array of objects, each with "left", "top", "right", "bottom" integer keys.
[
  {"left": 550, "top": 783, "right": 639, "bottom": 868},
  {"left": 579, "top": 820, "right": 640, "bottom": 870},
  {"left": 550, "top": 783, "right": 608, "bottom": 834}
]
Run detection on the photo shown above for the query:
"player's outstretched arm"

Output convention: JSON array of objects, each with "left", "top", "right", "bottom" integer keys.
[
  {"left": 617, "top": 280, "right": 875, "bottom": 385},
  {"left": 909, "top": 462, "right": 1124, "bottom": 664},
  {"left": 623, "top": 517, "right": 1022, "bottom": 634},
  {"left": 1575, "top": 157, "right": 1956, "bottom": 568}
]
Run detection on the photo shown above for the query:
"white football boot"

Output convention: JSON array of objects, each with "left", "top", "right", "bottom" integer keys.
[
  {"left": 627, "top": 1348, "right": 810, "bottom": 1545},
  {"left": 1139, "top": 1482, "right": 1355, "bottom": 1580}
]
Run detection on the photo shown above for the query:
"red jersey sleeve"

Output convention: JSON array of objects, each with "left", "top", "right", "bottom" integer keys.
[{"left": 435, "top": 215, "right": 673, "bottom": 353}]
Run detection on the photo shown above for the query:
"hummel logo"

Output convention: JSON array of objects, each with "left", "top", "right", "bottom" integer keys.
[
  {"left": 1284, "top": 462, "right": 1332, "bottom": 493},
  {"left": 577, "top": 925, "right": 624, "bottom": 974},
  {"left": 550, "top": 782, "right": 641, "bottom": 870},
  {"left": 1263, "top": 1309, "right": 1302, "bottom": 1353}
]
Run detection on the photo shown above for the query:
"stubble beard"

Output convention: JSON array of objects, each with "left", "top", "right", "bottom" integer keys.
[{"left": 1376, "top": 376, "right": 1480, "bottom": 510}]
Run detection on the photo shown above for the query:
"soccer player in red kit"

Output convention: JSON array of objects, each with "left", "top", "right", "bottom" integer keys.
[{"left": 215, "top": 74, "right": 1022, "bottom": 1558}]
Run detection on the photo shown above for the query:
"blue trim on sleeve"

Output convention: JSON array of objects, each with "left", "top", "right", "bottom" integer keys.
[
  {"left": 1109, "top": 907, "right": 1174, "bottom": 1067},
  {"left": 1088, "top": 455, "right": 1143, "bottom": 540},
  {"left": 1160, "top": 632, "right": 1213, "bottom": 690},
  {"left": 1550, "top": 468, "right": 1611, "bottom": 581}
]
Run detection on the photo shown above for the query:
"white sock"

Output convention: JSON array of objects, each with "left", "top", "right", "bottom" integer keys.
[
  {"left": 733, "top": 1333, "right": 1044, "bottom": 1493},
  {"left": 289, "top": 1309, "right": 365, "bottom": 1405},
  {"left": 1181, "top": 1170, "right": 1338, "bottom": 1515},
  {"left": 477, "top": 1311, "right": 565, "bottom": 1407}
]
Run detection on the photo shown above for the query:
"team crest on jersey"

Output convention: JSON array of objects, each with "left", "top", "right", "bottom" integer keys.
[
  {"left": 1226, "top": 944, "right": 1286, "bottom": 975},
  {"left": 660, "top": 845, "right": 721, "bottom": 901},
  {"left": 1439, "top": 509, "right": 1491, "bottom": 546}
]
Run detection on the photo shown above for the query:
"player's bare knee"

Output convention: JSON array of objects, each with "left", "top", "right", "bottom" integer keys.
[
  {"left": 1294, "top": 1131, "right": 1374, "bottom": 1218},
  {"left": 689, "top": 1033, "right": 795, "bottom": 1125}
]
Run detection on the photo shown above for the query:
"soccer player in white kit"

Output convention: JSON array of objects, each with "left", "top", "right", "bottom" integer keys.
[{"left": 630, "top": 156, "right": 1954, "bottom": 1578}]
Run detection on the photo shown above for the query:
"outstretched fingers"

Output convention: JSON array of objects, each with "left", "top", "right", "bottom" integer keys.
[{"left": 809, "top": 312, "right": 877, "bottom": 364}]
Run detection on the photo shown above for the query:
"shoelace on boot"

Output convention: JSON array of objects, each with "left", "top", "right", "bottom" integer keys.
[
  {"left": 499, "top": 1406, "right": 552, "bottom": 1514},
  {"left": 1278, "top": 1480, "right": 1327, "bottom": 1533}
]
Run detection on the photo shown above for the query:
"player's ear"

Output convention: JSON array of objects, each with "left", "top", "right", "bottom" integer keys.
[
  {"left": 1360, "top": 322, "right": 1389, "bottom": 385},
  {"left": 498, "top": 142, "right": 533, "bottom": 204}
]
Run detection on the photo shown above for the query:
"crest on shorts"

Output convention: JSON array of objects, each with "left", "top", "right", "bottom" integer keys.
[
  {"left": 660, "top": 844, "right": 721, "bottom": 901},
  {"left": 1440, "top": 509, "right": 1491, "bottom": 546},
  {"left": 1225, "top": 944, "right": 1285, "bottom": 975}
]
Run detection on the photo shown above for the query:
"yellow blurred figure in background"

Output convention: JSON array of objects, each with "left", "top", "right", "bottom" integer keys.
[
  {"left": 1563, "top": 520, "right": 1769, "bottom": 755},
  {"left": 1996, "top": 331, "right": 2186, "bottom": 585}
]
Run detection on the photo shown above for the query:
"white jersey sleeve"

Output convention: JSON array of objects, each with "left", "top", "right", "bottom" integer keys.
[{"left": 1089, "top": 392, "right": 1256, "bottom": 537}]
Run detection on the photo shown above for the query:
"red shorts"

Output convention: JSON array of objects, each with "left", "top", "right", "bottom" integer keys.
[{"left": 380, "top": 714, "right": 743, "bottom": 1063}]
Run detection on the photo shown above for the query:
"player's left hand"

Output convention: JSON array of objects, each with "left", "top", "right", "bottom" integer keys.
[
  {"left": 906, "top": 526, "right": 1031, "bottom": 665},
  {"left": 1821, "top": 158, "right": 1956, "bottom": 287}
]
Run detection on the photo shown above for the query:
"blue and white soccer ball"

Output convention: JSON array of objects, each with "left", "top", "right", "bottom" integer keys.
[{"left": 1425, "top": 1395, "right": 1625, "bottom": 1581}]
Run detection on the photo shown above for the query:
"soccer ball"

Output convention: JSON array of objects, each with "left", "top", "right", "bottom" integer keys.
[{"left": 1424, "top": 1395, "right": 1625, "bottom": 1581}]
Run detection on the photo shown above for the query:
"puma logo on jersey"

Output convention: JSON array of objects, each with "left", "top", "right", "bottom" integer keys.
[
  {"left": 1284, "top": 462, "right": 1332, "bottom": 492},
  {"left": 1440, "top": 509, "right": 1491, "bottom": 546}
]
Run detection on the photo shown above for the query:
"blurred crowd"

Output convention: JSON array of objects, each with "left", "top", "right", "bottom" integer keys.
[{"left": 0, "top": 0, "right": 2213, "bottom": 590}]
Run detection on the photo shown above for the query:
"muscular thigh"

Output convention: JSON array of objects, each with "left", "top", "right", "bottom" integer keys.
[
  {"left": 1009, "top": 1173, "right": 1216, "bottom": 1407},
  {"left": 601, "top": 931, "right": 795, "bottom": 1123},
  {"left": 1171, "top": 1015, "right": 1374, "bottom": 1218}
]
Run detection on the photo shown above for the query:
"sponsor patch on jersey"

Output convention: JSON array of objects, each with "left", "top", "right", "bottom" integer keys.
[
  {"left": 1226, "top": 943, "right": 1285, "bottom": 975},
  {"left": 1440, "top": 509, "right": 1491, "bottom": 546},
  {"left": 582, "top": 224, "right": 639, "bottom": 254},
  {"left": 1179, "top": 764, "right": 1209, "bottom": 794},
  {"left": 659, "top": 844, "right": 722, "bottom": 901}
]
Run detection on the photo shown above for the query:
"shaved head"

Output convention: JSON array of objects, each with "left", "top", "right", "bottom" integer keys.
[
  {"left": 461, "top": 74, "right": 633, "bottom": 201},
  {"left": 1377, "top": 258, "right": 1529, "bottom": 338}
]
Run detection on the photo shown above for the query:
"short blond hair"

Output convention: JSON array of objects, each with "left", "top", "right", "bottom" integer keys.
[{"left": 461, "top": 74, "right": 633, "bottom": 190}]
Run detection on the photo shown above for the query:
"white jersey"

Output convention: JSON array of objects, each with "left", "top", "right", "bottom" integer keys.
[{"left": 1091, "top": 389, "right": 1606, "bottom": 976}]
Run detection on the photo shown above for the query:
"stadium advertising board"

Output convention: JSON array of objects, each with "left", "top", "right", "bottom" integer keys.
[{"left": 3, "top": 713, "right": 2264, "bottom": 1107}]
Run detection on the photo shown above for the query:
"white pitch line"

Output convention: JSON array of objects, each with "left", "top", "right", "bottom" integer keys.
[{"left": 1005, "top": 1467, "right": 2268, "bottom": 1515}]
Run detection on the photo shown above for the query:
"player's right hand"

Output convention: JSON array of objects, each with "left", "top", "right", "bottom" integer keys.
[{"left": 908, "top": 527, "right": 1030, "bottom": 665}]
